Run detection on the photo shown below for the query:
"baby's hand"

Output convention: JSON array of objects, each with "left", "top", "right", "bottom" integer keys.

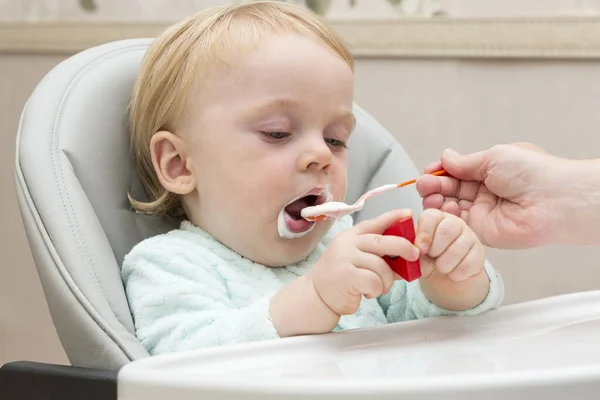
[
  {"left": 307, "top": 209, "right": 420, "bottom": 316},
  {"left": 414, "top": 209, "right": 489, "bottom": 308}
]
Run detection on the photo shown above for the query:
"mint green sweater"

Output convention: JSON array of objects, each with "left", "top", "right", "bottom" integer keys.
[{"left": 121, "top": 216, "right": 504, "bottom": 356}]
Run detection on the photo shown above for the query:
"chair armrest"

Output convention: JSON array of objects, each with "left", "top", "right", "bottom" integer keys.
[{"left": 0, "top": 361, "right": 117, "bottom": 400}]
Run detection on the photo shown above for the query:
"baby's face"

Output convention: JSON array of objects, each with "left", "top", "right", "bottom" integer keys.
[{"left": 183, "top": 34, "right": 354, "bottom": 266}]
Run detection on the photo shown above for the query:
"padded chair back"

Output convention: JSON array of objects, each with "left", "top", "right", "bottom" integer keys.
[{"left": 14, "top": 38, "right": 423, "bottom": 370}]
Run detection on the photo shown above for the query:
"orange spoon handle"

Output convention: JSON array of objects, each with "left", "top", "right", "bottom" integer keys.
[{"left": 397, "top": 169, "right": 446, "bottom": 188}]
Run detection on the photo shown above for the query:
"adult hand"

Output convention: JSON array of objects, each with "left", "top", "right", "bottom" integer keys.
[{"left": 416, "top": 143, "right": 600, "bottom": 249}]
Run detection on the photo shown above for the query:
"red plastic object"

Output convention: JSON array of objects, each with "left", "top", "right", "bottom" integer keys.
[{"left": 382, "top": 216, "right": 422, "bottom": 282}]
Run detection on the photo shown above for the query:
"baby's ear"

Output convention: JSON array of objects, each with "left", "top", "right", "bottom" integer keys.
[{"left": 150, "top": 131, "right": 196, "bottom": 195}]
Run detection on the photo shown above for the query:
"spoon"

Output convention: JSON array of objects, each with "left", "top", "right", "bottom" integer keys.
[{"left": 301, "top": 169, "right": 447, "bottom": 222}]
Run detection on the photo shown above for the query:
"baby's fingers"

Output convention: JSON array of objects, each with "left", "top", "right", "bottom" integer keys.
[
  {"left": 419, "top": 253, "right": 436, "bottom": 279},
  {"left": 414, "top": 209, "right": 446, "bottom": 254},
  {"left": 351, "top": 268, "right": 385, "bottom": 299},
  {"left": 353, "top": 252, "right": 395, "bottom": 295},
  {"left": 356, "top": 234, "right": 420, "bottom": 261},
  {"left": 433, "top": 233, "right": 476, "bottom": 275},
  {"left": 354, "top": 209, "right": 413, "bottom": 235},
  {"left": 447, "top": 243, "right": 485, "bottom": 282}
]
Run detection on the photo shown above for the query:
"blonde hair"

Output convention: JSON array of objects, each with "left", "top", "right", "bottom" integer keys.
[{"left": 128, "top": 0, "right": 354, "bottom": 220}]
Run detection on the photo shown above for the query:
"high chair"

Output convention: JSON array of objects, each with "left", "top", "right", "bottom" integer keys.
[{"left": 2, "top": 38, "right": 600, "bottom": 400}]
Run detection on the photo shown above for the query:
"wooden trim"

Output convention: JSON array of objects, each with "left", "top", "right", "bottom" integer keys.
[{"left": 4, "top": 17, "right": 600, "bottom": 58}]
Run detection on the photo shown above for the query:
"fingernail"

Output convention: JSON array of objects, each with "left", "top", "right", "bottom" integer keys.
[
  {"left": 414, "top": 234, "right": 429, "bottom": 254},
  {"left": 412, "top": 246, "right": 421, "bottom": 260},
  {"left": 443, "top": 148, "right": 460, "bottom": 159},
  {"left": 400, "top": 208, "right": 413, "bottom": 217}
]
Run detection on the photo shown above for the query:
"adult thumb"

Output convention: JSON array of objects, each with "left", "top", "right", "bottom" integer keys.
[{"left": 441, "top": 148, "right": 488, "bottom": 182}]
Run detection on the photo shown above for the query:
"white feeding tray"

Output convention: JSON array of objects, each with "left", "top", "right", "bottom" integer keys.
[{"left": 119, "top": 291, "right": 600, "bottom": 400}]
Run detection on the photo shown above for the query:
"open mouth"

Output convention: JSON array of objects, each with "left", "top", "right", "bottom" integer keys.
[
  {"left": 278, "top": 187, "right": 331, "bottom": 239},
  {"left": 284, "top": 194, "right": 323, "bottom": 221}
]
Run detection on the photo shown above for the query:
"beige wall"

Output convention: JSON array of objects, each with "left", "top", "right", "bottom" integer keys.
[
  {"left": 3, "top": 47, "right": 600, "bottom": 366},
  {"left": 3, "top": 0, "right": 600, "bottom": 21},
  {"left": 353, "top": 57, "right": 600, "bottom": 303}
]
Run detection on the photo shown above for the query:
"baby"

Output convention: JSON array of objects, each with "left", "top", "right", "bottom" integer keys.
[{"left": 122, "top": 1, "right": 504, "bottom": 355}]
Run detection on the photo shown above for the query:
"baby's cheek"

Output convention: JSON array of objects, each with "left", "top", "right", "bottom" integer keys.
[{"left": 330, "top": 165, "right": 347, "bottom": 196}]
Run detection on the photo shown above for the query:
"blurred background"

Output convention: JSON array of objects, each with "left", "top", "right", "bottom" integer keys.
[{"left": 3, "top": 0, "right": 600, "bottom": 367}]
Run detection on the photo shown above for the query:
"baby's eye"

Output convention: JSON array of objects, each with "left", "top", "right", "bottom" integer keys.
[
  {"left": 325, "top": 138, "right": 348, "bottom": 149},
  {"left": 263, "top": 131, "right": 291, "bottom": 140}
]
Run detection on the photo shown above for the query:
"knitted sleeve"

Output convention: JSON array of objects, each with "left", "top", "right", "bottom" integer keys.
[
  {"left": 378, "top": 260, "right": 504, "bottom": 322},
  {"left": 121, "top": 231, "right": 280, "bottom": 355}
]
